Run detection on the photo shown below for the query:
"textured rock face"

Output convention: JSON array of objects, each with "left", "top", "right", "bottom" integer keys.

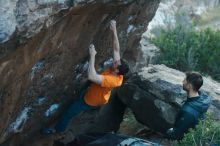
[
  {"left": 0, "top": 0, "right": 69, "bottom": 43},
  {"left": 132, "top": 64, "right": 220, "bottom": 121},
  {"left": 0, "top": 0, "right": 160, "bottom": 145},
  {"left": 0, "top": 0, "right": 137, "bottom": 58}
]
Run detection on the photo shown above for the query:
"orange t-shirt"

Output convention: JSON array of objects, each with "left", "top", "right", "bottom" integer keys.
[{"left": 84, "top": 69, "right": 123, "bottom": 106}]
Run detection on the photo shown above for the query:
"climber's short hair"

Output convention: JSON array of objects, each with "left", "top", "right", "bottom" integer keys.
[
  {"left": 117, "top": 59, "right": 129, "bottom": 75},
  {"left": 185, "top": 72, "right": 203, "bottom": 91}
]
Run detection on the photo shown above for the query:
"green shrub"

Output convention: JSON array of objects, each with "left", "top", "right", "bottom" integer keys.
[
  {"left": 173, "top": 114, "right": 220, "bottom": 146},
  {"left": 151, "top": 25, "right": 220, "bottom": 81}
]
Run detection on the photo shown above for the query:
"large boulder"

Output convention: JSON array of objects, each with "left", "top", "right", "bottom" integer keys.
[
  {"left": 88, "top": 64, "right": 220, "bottom": 134},
  {"left": 124, "top": 65, "right": 220, "bottom": 131},
  {"left": 0, "top": 0, "right": 160, "bottom": 145}
]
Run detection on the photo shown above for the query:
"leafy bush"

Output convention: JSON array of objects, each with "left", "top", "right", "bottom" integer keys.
[
  {"left": 173, "top": 114, "right": 220, "bottom": 146},
  {"left": 151, "top": 25, "right": 220, "bottom": 81}
]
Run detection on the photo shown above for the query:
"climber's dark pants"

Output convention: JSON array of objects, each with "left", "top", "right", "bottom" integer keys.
[{"left": 55, "top": 91, "right": 95, "bottom": 133}]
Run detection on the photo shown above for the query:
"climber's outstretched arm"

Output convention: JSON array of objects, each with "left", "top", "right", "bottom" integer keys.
[
  {"left": 110, "top": 20, "right": 121, "bottom": 67},
  {"left": 87, "top": 44, "right": 103, "bottom": 84}
]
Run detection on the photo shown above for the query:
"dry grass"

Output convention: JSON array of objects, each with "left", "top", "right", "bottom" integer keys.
[
  {"left": 199, "top": 6, "right": 220, "bottom": 26},
  {"left": 118, "top": 109, "right": 146, "bottom": 135}
]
